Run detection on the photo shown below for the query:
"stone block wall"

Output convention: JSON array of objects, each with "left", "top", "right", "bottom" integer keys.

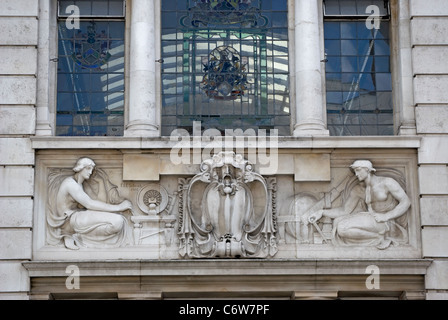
[
  {"left": 0, "top": 0, "right": 448, "bottom": 300},
  {"left": 411, "top": 0, "right": 448, "bottom": 300},
  {"left": 0, "top": 0, "right": 38, "bottom": 299}
]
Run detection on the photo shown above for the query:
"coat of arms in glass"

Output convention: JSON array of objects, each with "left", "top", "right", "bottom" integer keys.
[
  {"left": 56, "top": 0, "right": 126, "bottom": 136},
  {"left": 161, "top": 0, "right": 290, "bottom": 135}
]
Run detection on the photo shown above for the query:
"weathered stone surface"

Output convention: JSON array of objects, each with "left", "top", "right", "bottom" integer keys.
[
  {"left": 425, "top": 260, "right": 448, "bottom": 289},
  {"left": 411, "top": 17, "right": 448, "bottom": 45},
  {"left": 420, "top": 197, "right": 448, "bottom": 226},
  {"left": 0, "top": 230, "right": 32, "bottom": 259},
  {"left": 0, "top": 77, "right": 36, "bottom": 105},
  {"left": 419, "top": 165, "right": 448, "bottom": 195},
  {"left": 0, "top": 18, "right": 38, "bottom": 45},
  {"left": 123, "top": 154, "right": 160, "bottom": 181},
  {"left": 0, "top": 47, "right": 37, "bottom": 75},
  {"left": 0, "top": 198, "right": 33, "bottom": 228},
  {"left": 410, "top": 1, "right": 448, "bottom": 16},
  {"left": 294, "top": 153, "right": 330, "bottom": 181},
  {"left": 0, "top": 166, "right": 34, "bottom": 196},
  {"left": 0, "top": 0, "right": 38, "bottom": 16},
  {"left": 414, "top": 76, "right": 448, "bottom": 104},
  {"left": 422, "top": 227, "right": 448, "bottom": 257},
  {"left": 0, "top": 293, "right": 29, "bottom": 300},
  {"left": 413, "top": 47, "right": 448, "bottom": 75},
  {"left": 418, "top": 136, "right": 448, "bottom": 164},
  {"left": 0, "top": 262, "right": 29, "bottom": 292},
  {"left": 0, "top": 106, "right": 35, "bottom": 135},
  {"left": 426, "top": 291, "right": 448, "bottom": 300},
  {"left": 0, "top": 138, "right": 34, "bottom": 165},
  {"left": 416, "top": 106, "right": 448, "bottom": 134}
]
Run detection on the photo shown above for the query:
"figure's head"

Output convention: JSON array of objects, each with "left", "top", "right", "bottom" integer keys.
[
  {"left": 350, "top": 160, "right": 376, "bottom": 181},
  {"left": 73, "top": 157, "right": 96, "bottom": 179}
]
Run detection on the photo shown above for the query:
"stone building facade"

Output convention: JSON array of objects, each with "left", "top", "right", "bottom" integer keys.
[{"left": 0, "top": 0, "right": 447, "bottom": 300}]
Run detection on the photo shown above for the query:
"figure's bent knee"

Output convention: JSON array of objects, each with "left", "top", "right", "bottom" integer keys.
[
  {"left": 107, "top": 215, "right": 125, "bottom": 234},
  {"left": 337, "top": 219, "right": 351, "bottom": 238}
]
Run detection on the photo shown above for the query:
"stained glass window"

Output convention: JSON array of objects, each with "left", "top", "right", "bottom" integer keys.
[
  {"left": 58, "top": 0, "right": 125, "bottom": 17},
  {"left": 324, "top": 0, "right": 393, "bottom": 136},
  {"left": 324, "top": 0, "right": 389, "bottom": 17},
  {"left": 161, "top": 0, "right": 290, "bottom": 136},
  {"left": 56, "top": 0, "right": 125, "bottom": 136}
]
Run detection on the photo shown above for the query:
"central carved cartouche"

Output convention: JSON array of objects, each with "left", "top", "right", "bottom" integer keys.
[{"left": 177, "top": 151, "right": 278, "bottom": 258}]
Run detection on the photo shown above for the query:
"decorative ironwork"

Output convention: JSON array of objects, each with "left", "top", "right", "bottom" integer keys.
[
  {"left": 71, "top": 22, "right": 111, "bottom": 70},
  {"left": 200, "top": 46, "right": 248, "bottom": 100},
  {"left": 181, "top": 0, "right": 267, "bottom": 28}
]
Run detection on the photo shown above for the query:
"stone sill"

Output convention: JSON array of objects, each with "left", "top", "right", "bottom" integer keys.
[
  {"left": 22, "top": 259, "right": 432, "bottom": 277},
  {"left": 31, "top": 136, "right": 422, "bottom": 150}
]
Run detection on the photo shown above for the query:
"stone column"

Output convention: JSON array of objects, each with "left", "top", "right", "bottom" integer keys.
[
  {"left": 35, "top": 0, "right": 53, "bottom": 135},
  {"left": 293, "top": 0, "right": 329, "bottom": 136},
  {"left": 396, "top": 0, "right": 416, "bottom": 135},
  {"left": 124, "top": 0, "right": 159, "bottom": 137}
]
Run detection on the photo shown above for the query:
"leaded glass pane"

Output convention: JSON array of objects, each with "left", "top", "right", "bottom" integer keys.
[
  {"left": 324, "top": 0, "right": 389, "bottom": 17},
  {"left": 161, "top": 0, "right": 290, "bottom": 136},
  {"left": 56, "top": 20, "right": 125, "bottom": 136},
  {"left": 324, "top": 19, "right": 393, "bottom": 136},
  {"left": 58, "top": 0, "right": 125, "bottom": 17}
]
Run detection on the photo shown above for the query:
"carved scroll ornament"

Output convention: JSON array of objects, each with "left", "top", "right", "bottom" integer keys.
[{"left": 177, "top": 152, "right": 278, "bottom": 258}]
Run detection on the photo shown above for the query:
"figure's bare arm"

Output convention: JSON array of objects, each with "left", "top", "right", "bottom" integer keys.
[
  {"left": 67, "top": 180, "right": 131, "bottom": 212},
  {"left": 383, "top": 178, "right": 411, "bottom": 221},
  {"left": 308, "top": 187, "right": 363, "bottom": 222},
  {"left": 321, "top": 185, "right": 363, "bottom": 219}
]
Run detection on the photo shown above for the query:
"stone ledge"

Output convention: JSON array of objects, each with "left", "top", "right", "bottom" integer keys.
[
  {"left": 22, "top": 259, "right": 432, "bottom": 278},
  {"left": 31, "top": 136, "right": 422, "bottom": 150}
]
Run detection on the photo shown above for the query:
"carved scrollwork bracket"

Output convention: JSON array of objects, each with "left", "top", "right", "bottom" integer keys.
[{"left": 177, "top": 151, "right": 278, "bottom": 258}]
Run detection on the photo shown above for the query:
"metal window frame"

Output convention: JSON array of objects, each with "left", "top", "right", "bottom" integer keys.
[
  {"left": 57, "top": 0, "right": 126, "bottom": 18},
  {"left": 160, "top": 1, "right": 291, "bottom": 136},
  {"left": 55, "top": 11, "right": 126, "bottom": 136},
  {"left": 323, "top": 0, "right": 390, "bottom": 19}
]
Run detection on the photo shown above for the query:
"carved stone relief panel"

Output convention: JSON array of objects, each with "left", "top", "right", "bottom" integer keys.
[
  {"left": 279, "top": 163, "right": 410, "bottom": 249},
  {"left": 177, "top": 151, "right": 278, "bottom": 258},
  {"left": 34, "top": 150, "right": 421, "bottom": 260},
  {"left": 46, "top": 167, "right": 179, "bottom": 250},
  {"left": 130, "top": 183, "right": 176, "bottom": 246},
  {"left": 274, "top": 152, "right": 421, "bottom": 259},
  {"left": 35, "top": 154, "right": 180, "bottom": 259},
  {"left": 46, "top": 158, "right": 133, "bottom": 250}
]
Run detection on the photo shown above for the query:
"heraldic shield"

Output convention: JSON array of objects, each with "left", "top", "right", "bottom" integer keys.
[
  {"left": 178, "top": 152, "right": 278, "bottom": 258},
  {"left": 71, "top": 22, "right": 111, "bottom": 70}
]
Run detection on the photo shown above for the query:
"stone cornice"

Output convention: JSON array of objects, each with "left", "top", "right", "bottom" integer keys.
[
  {"left": 30, "top": 136, "right": 422, "bottom": 150},
  {"left": 22, "top": 259, "right": 432, "bottom": 278}
]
